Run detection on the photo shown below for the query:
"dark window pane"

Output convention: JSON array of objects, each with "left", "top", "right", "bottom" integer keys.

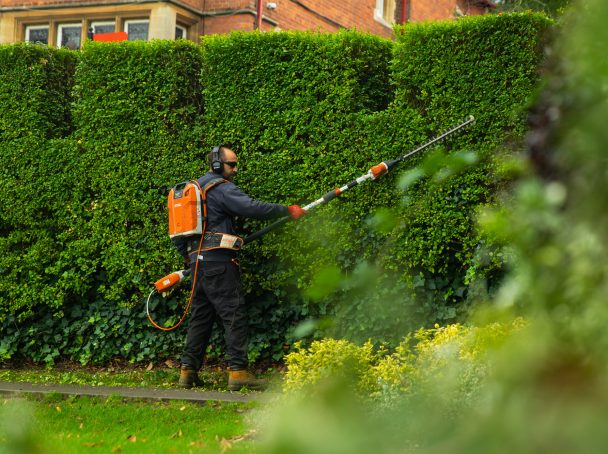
[
  {"left": 26, "top": 27, "right": 49, "bottom": 45},
  {"left": 127, "top": 22, "right": 149, "bottom": 41},
  {"left": 60, "top": 26, "right": 82, "bottom": 49},
  {"left": 93, "top": 23, "right": 115, "bottom": 34}
]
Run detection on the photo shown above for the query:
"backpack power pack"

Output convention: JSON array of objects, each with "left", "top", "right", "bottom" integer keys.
[{"left": 168, "top": 178, "right": 225, "bottom": 239}]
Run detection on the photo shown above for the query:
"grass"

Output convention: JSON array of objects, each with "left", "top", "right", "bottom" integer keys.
[
  {"left": 0, "top": 394, "right": 258, "bottom": 453},
  {"left": 0, "top": 361, "right": 283, "bottom": 392},
  {"left": 0, "top": 365, "right": 213, "bottom": 390}
]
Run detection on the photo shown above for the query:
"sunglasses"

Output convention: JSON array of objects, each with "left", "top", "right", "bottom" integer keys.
[{"left": 222, "top": 161, "right": 238, "bottom": 168}]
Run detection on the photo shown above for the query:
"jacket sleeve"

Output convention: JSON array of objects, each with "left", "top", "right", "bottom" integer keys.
[{"left": 219, "top": 183, "right": 289, "bottom": 220}]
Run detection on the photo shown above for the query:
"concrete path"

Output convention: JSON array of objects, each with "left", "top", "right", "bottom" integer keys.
[{"left": 0, "top": 381, "right": 273, "bottom": 403}]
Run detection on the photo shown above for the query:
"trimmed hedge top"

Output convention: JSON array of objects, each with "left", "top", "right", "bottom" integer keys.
[{"left": 0, "top": 43, "right": 76, "bottom": 141}]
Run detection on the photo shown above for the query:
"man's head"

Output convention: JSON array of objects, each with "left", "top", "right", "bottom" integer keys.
[{"left": 207, "top": 146, "right": 238, "bottom": 181}]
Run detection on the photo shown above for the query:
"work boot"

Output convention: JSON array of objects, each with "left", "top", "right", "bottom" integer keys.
[
  {"left": 227, "top": 368, "right": 267, "bottom": 391},
  {"left": 178, "top": 365, "right": 203, "bottom": 389}
]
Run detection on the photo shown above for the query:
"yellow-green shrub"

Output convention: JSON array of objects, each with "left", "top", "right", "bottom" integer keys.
[
  {"left": 376, "top": 319, "right": 525, "bottom": 407},
  {"left": 283, "top": 319, "right": 525, "bottom": 404},
  {"left": 283, "top": 339, "right": 380, "bottom": 396}
]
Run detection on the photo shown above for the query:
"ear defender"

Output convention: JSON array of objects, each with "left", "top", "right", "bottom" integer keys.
[{"left": 211, "top": 146, "right": 222, "bottom": 174}]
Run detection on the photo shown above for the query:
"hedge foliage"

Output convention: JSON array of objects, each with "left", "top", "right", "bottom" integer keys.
[
  {"left": 0, "top": 44, "right": 76, "bottom": 142},
  {"left": 0, "top": 13, "right": 552, "bottom": 365}
]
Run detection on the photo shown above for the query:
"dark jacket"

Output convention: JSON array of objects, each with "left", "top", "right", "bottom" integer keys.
[{"left": 172, "top": 171, "right": 288, "bottom": 261}]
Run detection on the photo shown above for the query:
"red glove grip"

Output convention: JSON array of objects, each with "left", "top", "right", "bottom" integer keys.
[{"left": 288, "top": 205, "right": 307, "bottom": 220}]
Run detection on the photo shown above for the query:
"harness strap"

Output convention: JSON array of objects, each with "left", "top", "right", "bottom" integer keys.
[{"left": 202, "top": 232, "right": 243, "bottom": 251}]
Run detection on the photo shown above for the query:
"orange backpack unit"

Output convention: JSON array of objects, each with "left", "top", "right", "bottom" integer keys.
[{"left": 167, "top": 178, "right": 225, "bottom": 239}]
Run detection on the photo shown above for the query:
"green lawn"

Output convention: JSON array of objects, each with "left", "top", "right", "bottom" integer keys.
[
  {"left": 0, "top": 363, "right": 282, "bottom": 392},
  {"left": 0, "top": 364, "right": 224, "bottom": 390},
  {"left": 1, "top": 394, "right": 257, "bottom": 453}
]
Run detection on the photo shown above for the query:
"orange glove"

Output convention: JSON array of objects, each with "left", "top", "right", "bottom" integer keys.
[{"left": 288, "top": 205, "right": 307, "bottom": 220}]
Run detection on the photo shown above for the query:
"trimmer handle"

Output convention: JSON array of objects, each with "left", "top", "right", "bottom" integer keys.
[{"left": 154, "top": 268, "right": 191, "bottom": 293}]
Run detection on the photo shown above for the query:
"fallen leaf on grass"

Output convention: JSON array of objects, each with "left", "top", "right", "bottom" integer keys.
[
  {"left": 82, "top": 442, "right": 103, "bottom": 448},
  {"left": 165, "top": 359, "right": 177, "bottom": 368},
  {"left": 171, "top": 429, "right": 183, "bottom": 438},
  {"left": 146, "top": 362, "right": 154, "bottom": 371},
  {"left": 180, "top": 406, "right": 186, "bottom": 411},
  {"left": 127, "top": 435, "right": 137, "bottom": 442},
  {"left": 228, "top": 429, "right": 258, "bottom": 443},
  {"left": 55, "top": 406, "right": 61, "bottom": 412},
  {"left": 190, "top": 441, "right": 206, "bottom": 447},
  {"left": 218, "top": 437, "right": 232, "bottom": 454},
  {"left": 111, "top": 447, "right": 122, "bottom": 452}
]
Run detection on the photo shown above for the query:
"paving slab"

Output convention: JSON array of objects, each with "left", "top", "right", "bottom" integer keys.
[{"left": 0, "top": 381, "right": 273, "bottom": 403}]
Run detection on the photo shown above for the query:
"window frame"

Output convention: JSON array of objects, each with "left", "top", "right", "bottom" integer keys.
[
  {"left": 56, "top": 22, "right": 83, "bottom": 48},
  {"left": 175, "top": 24, "right": 187, "bottom": 40},
  {"left": 374, "top": 0, "right": 396, "bottom": 27},
  {"left": 24, "top": 24, "right": 50, "bottom": 45},
  {"left": 90, "top": 20, "right": 116, "bottom": 35},
  {"left": 123, "top": 19, "right": 150, "bottom": 41}
]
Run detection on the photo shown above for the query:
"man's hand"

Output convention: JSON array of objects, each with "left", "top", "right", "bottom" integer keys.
[{"left": 288, "top": 205, "right": 307, "bottom": 220}]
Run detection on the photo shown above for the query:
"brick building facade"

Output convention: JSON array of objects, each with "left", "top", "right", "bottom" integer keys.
[{"left": 0, "top": 0, "right": 495, "bottom": 46}]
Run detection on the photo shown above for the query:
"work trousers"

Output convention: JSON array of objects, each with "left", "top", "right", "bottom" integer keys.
[{"left": 181, "top": 259, "right": 248, "bottom": 371}]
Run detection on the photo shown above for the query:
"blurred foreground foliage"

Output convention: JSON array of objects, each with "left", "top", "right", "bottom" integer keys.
[{"left": 258, "top": 1, "right": 608, "bottom": 452}]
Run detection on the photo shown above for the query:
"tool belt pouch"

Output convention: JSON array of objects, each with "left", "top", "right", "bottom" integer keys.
[{"left": 201, "top": 232, "right": 243, "bottom": 251}]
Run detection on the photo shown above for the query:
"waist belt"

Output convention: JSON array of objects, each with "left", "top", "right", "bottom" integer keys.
[
  {"left": 202, "top": 232, "right": 243, "bottom": 251},
  {"left": 186, "top": 233, "right": 244, "bottom": 253}
]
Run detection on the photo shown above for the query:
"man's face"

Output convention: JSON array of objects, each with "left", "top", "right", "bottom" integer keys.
[{"left": 221, "top": 149, "right": 238, "bottom": 181}]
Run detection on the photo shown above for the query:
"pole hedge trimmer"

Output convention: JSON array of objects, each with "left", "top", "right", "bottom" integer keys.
[
  {"left": 244, "top": 115, "right": 475, "bottom": 244},
  {"left": 146, "top": 115, "right": 475, "bottom": 328}
]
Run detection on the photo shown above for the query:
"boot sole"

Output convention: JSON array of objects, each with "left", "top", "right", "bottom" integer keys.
[{"left": 178, "top": 380, "right": 203, "bottom": 389}]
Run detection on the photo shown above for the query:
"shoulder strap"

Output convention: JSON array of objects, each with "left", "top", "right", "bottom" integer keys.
[
  {"left": 200, "top": 177, "right": 227, "bottom": 194},
  {"left": 191, "top": 178, "right": 226, "bottom": 239}
]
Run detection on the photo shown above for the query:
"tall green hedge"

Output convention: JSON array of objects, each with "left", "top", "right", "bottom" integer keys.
[
  {"left": 0, "top": 45, "right": 78, "bottom": 329},
  {"left": 70, "top": 39, "right": 205, "bottom": 306},
  {"left": 0, "top": 44, "right": 76, "bottom": 141},
  {"left": 0, "top": 13, "right": 552, "bottom": 365}
]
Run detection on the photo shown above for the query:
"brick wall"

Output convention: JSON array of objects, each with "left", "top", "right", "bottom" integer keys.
[
  {"left": 0, "top": 0, "right": 97, "bottom": 6},
  {"left": 0, "top": 0, "right": 204, "bottom": 9},
  {"left": 408, "top": 0, "right": 488, "bottom": 22},
  {"left": 263, "top": 0, "right": 393, "bottom": 38},
  {"left": 1, "top": 0, "right": 492, "bottom": 43},
  {"left": 204, "top": 13, "right": 255, "bottom": 34},
  {"left": 409, "top": 0, "right": 455, "bottom": 21},
  {"left": 204, "top": 0, "right": 253, "bottom": 10}
]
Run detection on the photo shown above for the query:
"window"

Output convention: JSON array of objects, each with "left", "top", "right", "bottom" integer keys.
[
  {"left": 91, "top": 21, "right": 116, "bottom": 35},
  {"left": 175, "top": 24, "right": 187, "bottom": 40},
  {"left": 57, "top": 23, "right": 82, "bottom": 49},
  {"left": 375, "top": 0, "right": 396, "bottom": 25},
  {"left": 124, "top": 20, "right": 149, "bottom": 41},
  {"left": 25, "top": 25, "right": 49, "bottom": 45}
]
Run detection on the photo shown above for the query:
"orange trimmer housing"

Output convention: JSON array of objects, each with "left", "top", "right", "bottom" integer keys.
[
  {"left": 168, "top": 182, "right": 203, "bottom": 238},
  {"left": 154, "top": 269, "right": 189, "bottom": 293}
]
